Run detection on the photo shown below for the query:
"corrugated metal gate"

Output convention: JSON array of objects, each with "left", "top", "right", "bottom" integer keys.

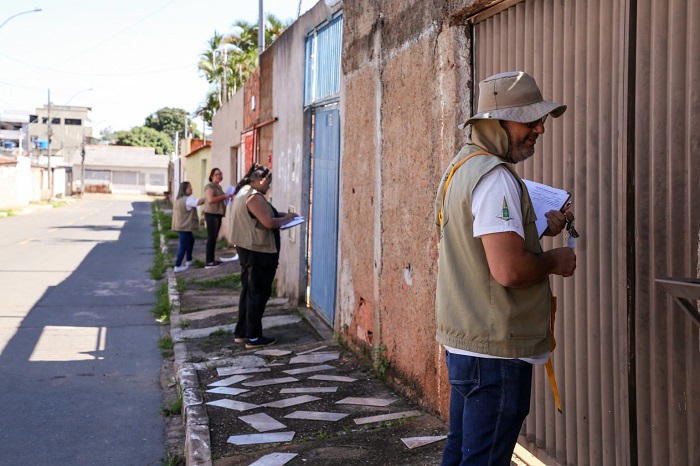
[
  {"left": 305, "top": 13, "right": 343, "bottom": 323},
  {"left": 470, "top": 0, "right": 700, "bottom": 465},
  {"left": 309, "top": 105, "right": 341, "bottom": 323}
]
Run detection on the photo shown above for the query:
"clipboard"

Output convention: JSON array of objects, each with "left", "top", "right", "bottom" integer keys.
[
  {"left": 522, "top": 179, "right": 571, "bottom": 238},
  {"left": 280, "top": 216, "right": 305, "bottom": 230}
]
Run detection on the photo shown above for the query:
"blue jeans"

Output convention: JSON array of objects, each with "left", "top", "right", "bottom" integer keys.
[
  {"left": 175, "top": 231, "right": 194, "bottom": 266},
  {"left": 441, "top": 352, "right": 532, "bottom": 466}
]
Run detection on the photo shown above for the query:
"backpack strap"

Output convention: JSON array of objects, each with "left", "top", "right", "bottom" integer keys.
[{"left": 437, "top": 150, "right": 490, "bottom": 228}]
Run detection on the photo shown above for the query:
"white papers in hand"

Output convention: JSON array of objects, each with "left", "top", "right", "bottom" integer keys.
[
  {"left": 280, "top": 216, "right": 305, "bottom": 230},
  {"left": 224, "top": 185, "right": 235, "bottom": 205},
  {"left": 522, "top": 179, "right": 571, "bottom": 238}
]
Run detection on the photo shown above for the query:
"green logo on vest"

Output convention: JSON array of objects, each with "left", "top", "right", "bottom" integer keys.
[{"left": 497, "top": 197, "right": 513, "bottom": 222}]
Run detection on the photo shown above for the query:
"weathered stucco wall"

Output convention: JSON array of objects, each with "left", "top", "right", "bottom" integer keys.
[
  {"left": 340, "top": 0, "right": 476, "bottom": 417},
  {"left": 211, "top": 90, "right": 243, "bottom": 242},
  {"left": 269, "top": 1, "right": 337, "bottom": 304},
  {"left": 184, "top": 146, "right": 209, "bottom": 200}
]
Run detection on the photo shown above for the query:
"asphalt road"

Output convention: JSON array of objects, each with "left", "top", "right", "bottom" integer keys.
[{"left": 0, "top": 196, "right": 166, "bottom": 465}]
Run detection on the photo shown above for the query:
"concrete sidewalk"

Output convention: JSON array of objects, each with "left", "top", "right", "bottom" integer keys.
[{"left": 165, "top": 238, "right": 448, "bottom": 466}]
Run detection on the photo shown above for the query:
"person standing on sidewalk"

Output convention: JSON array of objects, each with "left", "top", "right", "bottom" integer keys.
[
  {"left": 172, "top": 181, "right": 204, "bottom": 273},
  {"left": 203, "top": 168, "right": 233, "bottom": 269},
  {"left": 434, "top": 71, "right": 577, "bottom": 465},
  {"left": 230, "top": 164, "right": 298, "bottom": 348}
]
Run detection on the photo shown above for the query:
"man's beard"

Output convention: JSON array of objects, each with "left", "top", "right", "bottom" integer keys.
[{"left": 504, "top": 127, "right": 537, "bottom": 164}]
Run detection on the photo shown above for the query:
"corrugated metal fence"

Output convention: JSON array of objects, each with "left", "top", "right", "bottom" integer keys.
[
  {"left": 471, "top": 0, "right": 699, "bottom": 465},
  {"left": 304, "top": 13, "right": 343, "bottom": 106}
]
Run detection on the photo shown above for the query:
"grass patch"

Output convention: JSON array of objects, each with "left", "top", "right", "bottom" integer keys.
[
  {"left": 161, "top": 390, "right": 183, "bottom": 416},
  {"left": 178, "top": 320, "right": 191, "bottom": 329},
  {"left": 50, "top": 200, "right": 70, "bottom": 208},
  {"left": 158, "top": 334, "right": 174, "bottom": 353},
  {"left": 148, "top": 203, "right": 168, "bottom": 280},
  {"left": 153, "top": 282, "right": 172, "bottom": 322},
  {"left": 159, "top": 209, "right": 172, "bottom": 230},
  {"left": 372, "top": 344, "right": 391, "bottom": 380},
  {"left": 161, "top": 452, "right": 184, "bottom": 466},
  {"left": 190, "top": 259, "right": 205, "bottom": 269},
  {"left": 383, "top": 417, "right": 409, "bottom": 428},
  {"left": 209, "top": 328, "right": 232, "bottom": 337},
  {"left": 193, "top": 274, "right": 241, "bottom": 289},
  {"left": 149, "top": 249, "right": 169, "bottom": 280},
  {"left": 175, "top": 277, "right": 186, "bottom": 293}
]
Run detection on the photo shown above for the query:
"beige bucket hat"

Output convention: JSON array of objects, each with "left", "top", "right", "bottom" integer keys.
[{"left": 459, "top": 71, "right": 566, "bottom": 129}]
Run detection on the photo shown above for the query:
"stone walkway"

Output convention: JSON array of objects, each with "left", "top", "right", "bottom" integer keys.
[{"left": 168, "top": 265, "right": 449, "bottom": 466}]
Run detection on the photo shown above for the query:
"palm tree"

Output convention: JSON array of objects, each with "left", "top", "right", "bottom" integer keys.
[
  {"left": 197, "top": 32, "right": 227, "bottom": 106},
  {"left": 196, "top": 15, "right": 291, "bottom": 125}
]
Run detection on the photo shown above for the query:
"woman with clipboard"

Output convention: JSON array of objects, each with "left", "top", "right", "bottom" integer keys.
[{"left": 229, "top": 164, "right": 298, "bottom": 349}]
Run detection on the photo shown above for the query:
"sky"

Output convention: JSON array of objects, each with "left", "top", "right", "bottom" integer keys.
[{"left": 0, "top": 0, "right": 318, "bottom": 134}]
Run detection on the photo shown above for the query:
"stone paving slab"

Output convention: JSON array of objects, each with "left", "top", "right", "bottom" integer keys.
[
  {"left": 166, "top": 236, "right": 451, "bottom": 466},
  {"left": 227, "top": 431, "right": 296, "bottom": 446},
  {"left": 248, "top": 452, "right": 298, "bottom": 466},
  {"left": 239, "top": 413, "right": 287, "bottom": 432}
]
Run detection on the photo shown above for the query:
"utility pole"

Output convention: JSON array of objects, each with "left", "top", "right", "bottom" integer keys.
[
  {"left": 222, "top": 47, "right": 228, "bottom": 103},
  {"left": 258, "top": 0, "right": 264, "bottom": 56},
  {"left": 46, "top": 89, "right": 53, "bottom": 200},
  {"left": 80, "top": 124, "right": 86, "bottom": 196}
]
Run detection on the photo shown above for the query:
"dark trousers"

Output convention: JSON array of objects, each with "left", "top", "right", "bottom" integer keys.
[
  {"left": 234, "top": 247, "right": 278, "bottom": 339},
  {"left": 175, "top": 231, "right": 195, "bottom": 266},
  {"left": 204, "top": 213, "right": 223, "bottom": 264}
]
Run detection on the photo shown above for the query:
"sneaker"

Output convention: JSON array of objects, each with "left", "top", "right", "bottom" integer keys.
[
  {"left": 186, "top": 260, "right": 194, "bottom": 267},
  {"left": 245, "top": 336, "right": 276, "bottom": 349},
  {"left": 220, "top": 254, "right": 239, "bottom": 262},
  {"left": 233, "top": 335, "right": 246, "bottom": 344},
  {"left": 205, "top": 261, "right": 222, "bottom": 269},
  {"left": 173, "top": 265, "right": 189, "bottom": 273}
]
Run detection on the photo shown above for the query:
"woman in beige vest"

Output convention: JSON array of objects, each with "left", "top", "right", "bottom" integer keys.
[
  {"left": 230, "top": 164, "right": 297, "bottom": 348},
  {"left": 172, "top": 181, "right": 204, "bottom": 272},
  {"left": 202, "top": 168, "right": 233, "bottom": 269}
]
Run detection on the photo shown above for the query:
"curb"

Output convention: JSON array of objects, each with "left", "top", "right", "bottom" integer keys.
[{"left": 168, "top": 270, "right": 213, "bottom": 466}]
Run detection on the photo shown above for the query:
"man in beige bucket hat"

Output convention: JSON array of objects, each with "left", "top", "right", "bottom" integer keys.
[{"left": 435, "top": 71, "right": 576, "bottom": 466}]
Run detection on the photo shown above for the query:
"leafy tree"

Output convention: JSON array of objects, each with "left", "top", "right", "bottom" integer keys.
[
  {"left": 114, "top": 126, "right": 173, "bottom": 155},
  {"left": 144, "top": 107, "right": 200, "bottom": 142},
  {"left": 197, "top": 14, "right": 291, "bottom": 125}
]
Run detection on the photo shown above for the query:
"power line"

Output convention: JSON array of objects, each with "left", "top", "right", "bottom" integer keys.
[{"left": 0, "top": 52, "right": 196, "bottom": 78}]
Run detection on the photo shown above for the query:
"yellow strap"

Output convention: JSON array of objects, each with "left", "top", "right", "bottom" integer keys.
[
  {"left": 547, "top": 296, "right": 562, "bottom": 413},
  {"left": 545, "top": 357, "right": 562, "bottom": 413},
  {"left": 438, "top": 150, "right": 490, "bottom": 226}
]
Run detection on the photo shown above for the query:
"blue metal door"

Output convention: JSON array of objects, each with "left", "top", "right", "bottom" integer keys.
[{"left": 309, "top": 105, "right": 340, "bottom": 323}]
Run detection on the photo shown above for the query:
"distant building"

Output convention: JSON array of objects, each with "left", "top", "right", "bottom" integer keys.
[
  {"left": 76, "top": 145, "right": 168, "bottom": 195},
  {"left": 0, "top": 111, "right": 29, "bottom": 152},
  {"left": 27, "top": 104, "right": 93, "bottom": 165}
]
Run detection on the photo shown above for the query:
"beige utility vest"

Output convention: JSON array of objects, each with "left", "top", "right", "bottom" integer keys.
[
  {"left": 435, "top": 145, "right": 552, "bottom": 358},
  {"left": 230, "top": 185, "right": 277, "bottom": 254},
  {"left": 171, "top": 196, "right": 199, "bottom": 232},
  {"left": 203, "top": 182, "right": 226, "bottom": 216}
]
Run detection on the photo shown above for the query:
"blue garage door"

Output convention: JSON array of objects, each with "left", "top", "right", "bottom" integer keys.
[{"left": 309, "top": 105, "right": 340, "bottom": 323}]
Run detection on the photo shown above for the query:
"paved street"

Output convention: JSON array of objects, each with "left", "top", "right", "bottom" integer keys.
[{"left": 0, "top": 196, "right": 165, "bottom": 465}]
